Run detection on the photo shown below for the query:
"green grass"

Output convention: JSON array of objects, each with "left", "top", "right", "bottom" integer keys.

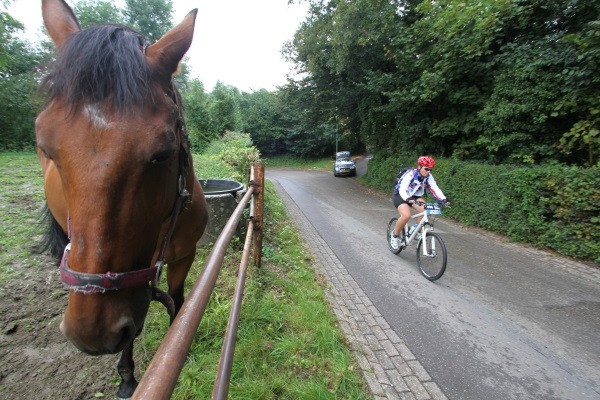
[
  {"left": 0, "top": 150, "right": 368, "bottom": 398},
  {"left": 0, "top": 152, "right": 47, "bottom": 285},
  {"left": 262, "top": 155, "right": 333, "bottom": 171},
  {"left": 138, "top": 149, "right": 368, "bottom": 398}
]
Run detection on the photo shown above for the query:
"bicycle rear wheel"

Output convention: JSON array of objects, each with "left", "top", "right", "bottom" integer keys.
[
  {"left": 416, "top": 232, "right": 447, "bottom": 280},
  {"left": 387, "top": 218, "right": 403, "bottom": 254}
]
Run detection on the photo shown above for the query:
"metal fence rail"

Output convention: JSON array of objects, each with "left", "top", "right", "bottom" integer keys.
[{"left": 133, "top": 163, "right": 264, "bottom": 400}]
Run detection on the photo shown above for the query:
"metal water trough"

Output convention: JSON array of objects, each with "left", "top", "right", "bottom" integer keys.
[
  {"left": 199, "top": 179, "right": 246, "bottom": 245},
  {"left": 200, "top": 179, "right": 245, "bottom": 196}
]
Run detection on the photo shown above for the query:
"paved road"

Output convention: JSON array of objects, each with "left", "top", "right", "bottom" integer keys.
[{"left": 266, "top": 166, "right": 600, "bottom": 400}]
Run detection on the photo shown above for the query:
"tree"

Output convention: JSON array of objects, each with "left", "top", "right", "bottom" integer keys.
[
  {"left": 182, "top": 78, "right": 214, "bottom": 152},
  {"left": 124, "top": 0, "right": 173, "bottom": 42},
  {"left": 239, "top": 89, "right": 288, "bottom": 156},
  {"left": 0, "top": 5, "right": 46, "bottom": 150},
  {"left": 209, "top": 82, "right": 243, "bottom": 135},
  {"left": 282, "top": 0, "right": 400, "bottom": 156},
  {"left": 283, "top": 0, "right": 599, "bottom": 166},
  {"left": 74, "top": 0, "right": 125, "bottom": 27},
  {"left": 557, "top": 13, "right": 600, "bottom": 166}
]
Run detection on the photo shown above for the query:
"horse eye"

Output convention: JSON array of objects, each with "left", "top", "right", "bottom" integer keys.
[
  {"left": 38, "top": 146, "right": 51, "bottom": 160},
  {"left": 150, "top": 150, "right": 174, "bottom": 165}
]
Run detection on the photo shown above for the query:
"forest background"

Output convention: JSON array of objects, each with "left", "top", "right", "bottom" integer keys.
[{"left": 1, "top": 0, "right": 598, "bottom": 262}]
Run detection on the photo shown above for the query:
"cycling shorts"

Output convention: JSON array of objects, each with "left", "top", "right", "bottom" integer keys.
[{"left": 392, "top": 192, "right": 421, "bottom": 209}]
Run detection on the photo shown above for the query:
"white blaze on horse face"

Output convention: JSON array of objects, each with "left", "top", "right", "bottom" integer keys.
[{"left": 84, "top": 104, "right": 111, "bottom": 129}]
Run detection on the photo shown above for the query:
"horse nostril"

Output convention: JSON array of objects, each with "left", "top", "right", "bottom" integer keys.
[{"left": 110, "top": 318, "right": 136, "bottom": 353}]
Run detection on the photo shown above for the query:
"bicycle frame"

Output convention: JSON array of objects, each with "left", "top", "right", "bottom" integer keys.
[
  {"left": 387, "top": 202, "right": 447, "bottom": 280},
  {"left": 402, "top": 204, "right": 442, "bottom": 254}
]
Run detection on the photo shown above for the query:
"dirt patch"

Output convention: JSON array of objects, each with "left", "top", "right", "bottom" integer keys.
[
  {"left": 0, "top": 155, "right": 148, "bottom": 399},
  {"left": 0, "top": 252, "right": 127, "bottom": 399}
]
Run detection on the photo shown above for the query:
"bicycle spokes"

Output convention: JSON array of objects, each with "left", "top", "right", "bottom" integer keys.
[{"left": 417, "top": 232, "right": 447, "bottom": 281}]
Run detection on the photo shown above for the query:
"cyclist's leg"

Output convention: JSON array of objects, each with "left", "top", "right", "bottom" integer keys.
[
  {"left": 394, "top": 203, "right": 412, "bottom": 236},
  {"left": 391, "top": 192, "right": 404, "bottom": 236},
  {"left": 413, "top": 197, "right": 425, "bottom": 224}
]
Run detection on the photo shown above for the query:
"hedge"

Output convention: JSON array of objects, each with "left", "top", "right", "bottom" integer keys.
[{"left": 362, "top": 153, "right": 600, "bottom": 264}]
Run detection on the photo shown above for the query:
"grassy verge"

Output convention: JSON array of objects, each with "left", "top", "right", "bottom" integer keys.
[
  {"left": 140, "top": 148, "right": 367, "bottom": 398},
  {"left": 0, "top": 152, "right": 47, "bottom": 285},
  {"left": 262, "top": 155, "right": 333, "bottom": 171},
  {"left": 140, "top": 177, "right": 367, "bottom": 398}
]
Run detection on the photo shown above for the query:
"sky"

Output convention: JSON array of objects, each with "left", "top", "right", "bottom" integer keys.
[{"left": 7, "top": 0, "right": 309, "bottom": 92}]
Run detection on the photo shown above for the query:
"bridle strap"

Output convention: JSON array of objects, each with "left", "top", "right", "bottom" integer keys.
[{"left": 60, "top": 244, "right": 158, "bottom": 293}]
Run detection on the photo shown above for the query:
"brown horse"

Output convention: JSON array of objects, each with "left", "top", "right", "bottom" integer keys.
[{"left": 36, "top": 0, "right": 207, "bottom": 397}]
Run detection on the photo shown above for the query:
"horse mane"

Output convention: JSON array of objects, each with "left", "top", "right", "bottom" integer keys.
[
  {"left": 34, "top": 204, "right": 69, "bottom": 263},
  {"left": 41, "top": 24, "right": 156, "bottom": 113}
]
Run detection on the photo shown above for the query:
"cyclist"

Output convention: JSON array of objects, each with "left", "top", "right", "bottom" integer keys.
[{"left": 390, "top": 155, "right": 447, "bottom": 250}]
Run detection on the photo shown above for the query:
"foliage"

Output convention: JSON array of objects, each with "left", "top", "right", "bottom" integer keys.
[
  {"left": 182, "top": 79, "right": 214, "bottom": 153},
  {"left": 239, "top": 89, "right": 288, "bottom": 156},
  {"left": 214, "top": 131, "right": 261, "bottom": 182},
  {"left": 557, "top": 18, "right": 600, "bottom": 165},
  {"left": 209, "top": 81, "right": 243, "bottom": 135},
  {"left": 193, "top": 131, "right": 261, "bottom": 184},
  {"left": 5, "top": 0, "right": 600, "bottom": 165},
  {"left": 0, "top": 73, "right": 38, "bottom": 151},
  {"left": 124, "top": 0, "right": 173, "bottom": 42},
  {"left": 74, "top": 0, "right": 125, "bottom": 27},
  {"left": 281, "top": 0, "right": 600, "bottom": 167},
  {"left": 74, "top": 0, "right": 174, "bottom": 39},
  {"left": 363, "top": 153, "right": 600, "bottom": 264},
  {"left": 0, "top": 5, "right": 48, "bottom": 151},
  {"left": 262, "top": 155, "right": 332, "bottom": 170}
]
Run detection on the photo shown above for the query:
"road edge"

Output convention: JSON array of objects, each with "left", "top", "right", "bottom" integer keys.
[{"left": 269, "top": 177, "right": 448, "bottom": 400}]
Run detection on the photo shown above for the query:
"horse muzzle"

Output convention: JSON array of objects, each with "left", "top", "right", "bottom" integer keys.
[
  {"left": 60, "top": 314, "right": 137, "bottom": 355},
  {"left": 59, "top": 284, "right": 151, "bottom": 355}
]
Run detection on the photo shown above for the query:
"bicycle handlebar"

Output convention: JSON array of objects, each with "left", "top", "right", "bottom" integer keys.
[{"left": 410, "top": 200, "right": 450, "bottom": 208}]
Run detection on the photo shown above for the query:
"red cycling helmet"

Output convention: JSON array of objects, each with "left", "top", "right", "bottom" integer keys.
[{"left": 417, "top": 155, "right": 435, "bottom": 168}]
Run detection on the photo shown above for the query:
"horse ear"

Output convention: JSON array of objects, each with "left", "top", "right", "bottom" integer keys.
[
  {"left": 145, "top": 9, "right": 198, "bottom": 80},
  {"left": 42, "top": 0, "right": 81, "bottom": 49}
]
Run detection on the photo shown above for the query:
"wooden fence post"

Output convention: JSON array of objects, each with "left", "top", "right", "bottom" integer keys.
[{"left": 252, "top": 162, "right": 264, "bottom": 268}]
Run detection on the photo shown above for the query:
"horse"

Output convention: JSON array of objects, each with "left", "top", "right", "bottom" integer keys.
[{"left": 36, "top": 0, "right": 208, "bottom": 397}]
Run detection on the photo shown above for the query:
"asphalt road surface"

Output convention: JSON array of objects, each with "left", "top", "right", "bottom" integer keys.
[{"left": 266, "top": 163, "right": 600, "bottom": 400}]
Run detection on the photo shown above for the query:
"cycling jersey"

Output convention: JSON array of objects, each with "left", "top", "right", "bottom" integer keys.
[{"left": 394, "top": 169, "right": 446, "bottom": 202}]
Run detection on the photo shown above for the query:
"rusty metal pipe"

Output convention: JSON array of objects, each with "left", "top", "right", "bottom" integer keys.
[
  {"left": 212, "top": 219, "right": 254, "bottom": 400},
  {"left": 133, "top": 185, "right": 254, "bottom": 400}
]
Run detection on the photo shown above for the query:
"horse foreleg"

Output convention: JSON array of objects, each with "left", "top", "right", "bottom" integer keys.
[
  {"left": 167, "top": 250, "right": 196, "bottom": 315},
  {"left": 116, "top": 339, "right": 137, "bottom": 399}
]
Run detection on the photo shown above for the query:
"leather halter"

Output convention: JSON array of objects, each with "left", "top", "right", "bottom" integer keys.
[{"left": 59, "top": 85, "right": 191, "bottom": 307}]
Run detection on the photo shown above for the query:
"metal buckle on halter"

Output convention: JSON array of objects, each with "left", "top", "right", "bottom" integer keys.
[
  {"left": 154, "top": 260, "right": 165, "bottom": 283},
  {"left": 178, "top": 174, "right": 189, "bottom": 198}
]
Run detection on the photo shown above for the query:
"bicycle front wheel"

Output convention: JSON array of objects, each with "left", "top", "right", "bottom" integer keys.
[
  {"left": 387, "top": 218, "right": 403, "bottom": 254},
  {"left": 416, "top": 232, "right": 447, "bottom": 280}
]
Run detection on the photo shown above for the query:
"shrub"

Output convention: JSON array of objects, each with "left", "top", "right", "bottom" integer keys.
[{"left": 363, "top": 154, "right": 600, "bottom": 264}]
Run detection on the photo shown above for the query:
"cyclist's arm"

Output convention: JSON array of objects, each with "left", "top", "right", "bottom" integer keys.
[
  {"left": 398, "top": 170, "right": 415, "bottom": 201},
  {"left": 427, "top": 175, "right": 446, "bottom": 202}
]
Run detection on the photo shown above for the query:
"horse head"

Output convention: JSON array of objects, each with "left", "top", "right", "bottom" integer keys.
[{"left": 36, "top": 0, "right": 207, "bottom": 357}]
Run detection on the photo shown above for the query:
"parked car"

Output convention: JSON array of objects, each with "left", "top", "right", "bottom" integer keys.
[
  {"left": 336, "top": 150, "right": 351, "bottom": 160},
  {"left": 333, "top": 157, "right": 356, "bottom": 177}
]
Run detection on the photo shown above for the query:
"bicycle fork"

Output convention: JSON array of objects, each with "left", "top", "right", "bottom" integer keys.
[{"left": 420, "top": 230, "right": 436, "bottom": 257}]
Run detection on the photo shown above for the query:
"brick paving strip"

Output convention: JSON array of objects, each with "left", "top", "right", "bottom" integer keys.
[{"left": 270, "top": 180, "right": 448, "bottom": 400}]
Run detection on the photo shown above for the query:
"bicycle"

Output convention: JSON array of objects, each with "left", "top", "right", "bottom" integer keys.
[{"left": 386, "top": 201, "right": 448, "bottom": 281}]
